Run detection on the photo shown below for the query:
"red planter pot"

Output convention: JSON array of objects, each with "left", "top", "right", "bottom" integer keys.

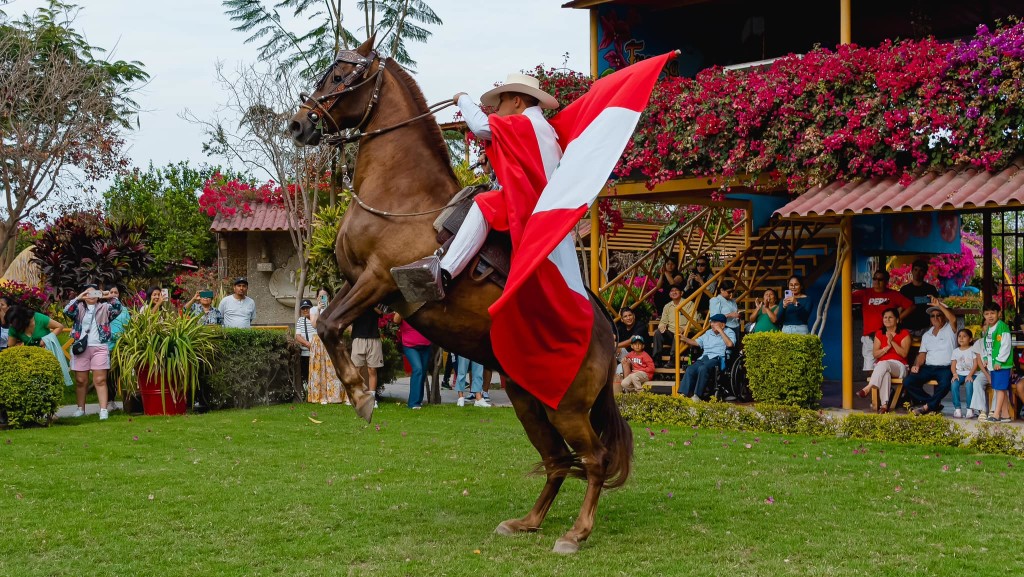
[{"left": 138, "top": 369, "right": 188, "bottom": 416}]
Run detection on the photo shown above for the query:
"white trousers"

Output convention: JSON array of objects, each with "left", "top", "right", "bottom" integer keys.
[
  {"left": 440, "top": 203, "right": 489, "bottom": 277},
  {"left": 868, "top": 360, "right": 907, "bottom": 406}
]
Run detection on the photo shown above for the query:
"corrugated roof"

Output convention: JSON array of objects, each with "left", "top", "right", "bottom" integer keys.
[
  {"left": 775, "top": 157, "right": 1024, "bottom": 218},
  {"left": 210, "top": 203, "right": 292, "bottom": 232}
]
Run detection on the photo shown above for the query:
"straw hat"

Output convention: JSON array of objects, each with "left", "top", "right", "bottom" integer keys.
[{"left": 480, "top": 73, "right": 559, "bottom": 110}]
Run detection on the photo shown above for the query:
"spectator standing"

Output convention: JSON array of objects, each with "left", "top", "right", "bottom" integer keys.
[
  {"left": 105, "top": 286, "right": 131, "bottom": 412},
  {"left": 456, "top": 356, "right": 490, "bottom": 407},
  {"left": 905, "top": 298, "right": 957, "bottom": 415},
  {"left": 621, "top": 335, "right": 655, "bottom": 393},
  {"left": 0, "top": 295, "right": 12, "bottom": 352},
  {"left": 851, "top": 269, "right": 913, "bottom": 371},
  {"left": 653, "top": 284, "right": 685, "bottom": 367},
  {"left": 64, "top": 285, "right": 124, "bottom": 420},
  {"left": 442, "top": 350, "right": 457, "bottom": 389},
  {"left": 294, "top": 299, "right": 315, "bottom": 387},
  {"left": 220, "top": 277, "right": 256, "bottom": 329},
  {"left": 779, "top": 275, "right": 814, "bottom": 334},
  {"left": 393, "top": 311, "right": 432, "bottom": 409},
  {"left": 351, "top": 304, "right": 385, "bottom": 403},
  {"left": 683, "top": 256, "right": 715, "bottom": 317},
  {"left": 967, "top": 334, "right": 992, "bottom": 419},
  {"left": 749, "top": 288, "right": 780, "bottom": 333},
  {"left": 677, "top": 313, "right": 735, "bottom": 400},
  {"left": 185, "top": 290, "right": 224, "bottom": 326},
  {"left": 855, "top": 308, "right": 910, "bottom": 413},
  {"left": 306, "top": 289, "right": 346, "bottom": 405},
  {"left": 614, "top": 308, "right": 647, "bottom": 375},
  {"left": 951, "top": 328, "right": 982, "bottom": 419},
  {"left": 6, "top": 305, "right": 72, "bottom": 387},
  {"left": 653, "top": 259, "right": 684, "bottom": 313},
  {"left": 980, "top": 302, "right": 1014, "bottom": 422},
  {"left": 708, "top": 280, "right": 742, "bottom": 337},
  {"left": 899, "top": 259, "right": 940, "bottom": 336},
  {"left": 141, "top": 286, "right": 168, "bottom": 314}
]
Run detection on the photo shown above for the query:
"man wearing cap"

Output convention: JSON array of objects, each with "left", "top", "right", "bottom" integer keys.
[
  {"left": 621, "top": 335, "right": 655, "bottom": 393},
  {"left": 220, "top": 277, "right": 256, "bottom": 329},
  {"left": 391, "top": 72, "right": 562, "bottom": 301},
  {"left": 677, "top": 313, "right": 736, "bottom": 401},
  {"left": 295, "top": 299, "right": 315, "bottom": 385},
  {"left": 905, "top": 296, "right": 958, "bottom": 415}
]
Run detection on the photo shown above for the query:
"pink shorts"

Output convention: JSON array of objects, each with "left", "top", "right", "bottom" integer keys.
[{"left": 71, "top": 345, "right": 110, "bottom": 372}]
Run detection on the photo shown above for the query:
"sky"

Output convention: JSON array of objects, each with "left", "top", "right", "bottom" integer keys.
[{"left": 7, "top": 0, "right": 590, "bottom": 174}]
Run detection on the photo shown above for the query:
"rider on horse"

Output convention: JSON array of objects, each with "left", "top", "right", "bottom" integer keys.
[{"left": 391, "top": 73, "right": 561, "bottom": 302}]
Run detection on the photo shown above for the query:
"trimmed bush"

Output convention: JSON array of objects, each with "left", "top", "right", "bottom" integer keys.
[
  {"left": 838, "top": 413, "right": 967, "bottom": 447},
  {"left": 0, "top": 347, "right": 65, "bottom": 428},
  {"left": 204, "top": 329, "right": 301, "bottom": 409},
  {"left": 743, "top": 332, "right": 823, "bottom": 408}
]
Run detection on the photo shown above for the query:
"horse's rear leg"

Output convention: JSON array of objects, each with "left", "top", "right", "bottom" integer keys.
[
  {"left": 318, "top": 275, "right": 392, "bottom": 422},
  {"left": 495, "top": 381, "right": 572, "bottom": 536},
  {"left": 546, "top": 410, "right": 608, "bottom": 554}
]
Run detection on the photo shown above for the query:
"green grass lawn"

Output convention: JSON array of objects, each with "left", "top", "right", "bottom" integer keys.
[{"left": 2, "top": 402, "right": 1023, "bottom": 576}]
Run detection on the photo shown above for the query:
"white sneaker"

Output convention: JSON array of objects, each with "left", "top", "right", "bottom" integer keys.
[
  {"left": 456, "top": 397, "right": 465, "bottom": 407},
  {"left": 474, "top": 398, "right": 491, "bottom": 408},
  {"left": 966, "top": 409, "right": 976, "bottom": 419},
  {"left": 953, "top": 408, "right": 962, "bottom": 418},
  {"left": 691, "top": 395, "right": 701, "bottom": 402},
  {"left": 107, "top": 401, "right": 118, "bottom": 411},
  {"left": 98, "top": 408, "right": 109, "bottom": 421},
  {"left": 373, "top": 401, "right": 378, "bottom": 409},
  {"left": 71, "top": 408, "right": 85, "bottom": 418}
]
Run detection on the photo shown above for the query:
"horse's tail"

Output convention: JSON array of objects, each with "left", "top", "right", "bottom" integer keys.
[{"left": 590, "top": 359, "right": 634, "bottom": 489}]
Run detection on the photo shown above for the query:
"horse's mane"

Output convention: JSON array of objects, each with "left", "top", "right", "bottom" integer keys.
[{"left": 387, "top": 59, "right": 458, "bottom": 182}]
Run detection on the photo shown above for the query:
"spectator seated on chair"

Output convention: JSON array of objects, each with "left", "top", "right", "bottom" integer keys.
[
  {"left": 615, "top": 308, "right": 647, "bottom": 376},
  {"left": 621, "top": 335, "right": 655, "bottom": 393},
  {"left": 677, "top": 314, "right": 735, "bottom": 401},
  {"left": 855, "top": 307, "right": 910, "bottom": 413},
  {"left": 905, "top": 297, "right": 957, "bottom": 416}
]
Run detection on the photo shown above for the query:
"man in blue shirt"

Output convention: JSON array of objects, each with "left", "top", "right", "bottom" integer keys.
[{"left": 678, "top": 313, "right": 736, "bottom": 400}]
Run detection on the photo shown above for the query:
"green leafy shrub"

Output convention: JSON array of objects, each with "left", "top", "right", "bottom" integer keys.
[
  {"left": 743, "top": 332, "right": 824, "bottom": 408},
  {"left": 838, "top": 413, "right": 968, "bottom": 447},
  {"left": 205, "top": 329, "right": 301, "bottom": 409},
  {"left": 964, "top": 423, "right": 1024, "bottom": 458},
  {"left": 617, "top": 392, "right": 835, "bottom": 436},
  {"left": 0, "top": 347, "right": 65, "bottom": 428}
]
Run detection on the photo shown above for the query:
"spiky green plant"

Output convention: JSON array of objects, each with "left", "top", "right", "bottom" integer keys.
[{"left": 109, "top": 309, "right": 222, "bottom": 410}]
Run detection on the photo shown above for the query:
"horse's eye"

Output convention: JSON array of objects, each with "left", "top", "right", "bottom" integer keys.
[{"left": 334, "top": 75, "right": 343, "bottom": 83}]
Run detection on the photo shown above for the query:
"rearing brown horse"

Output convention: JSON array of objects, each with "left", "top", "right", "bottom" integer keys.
[{"left": 288, "top": 38, "right": 632, "bottom": 554}]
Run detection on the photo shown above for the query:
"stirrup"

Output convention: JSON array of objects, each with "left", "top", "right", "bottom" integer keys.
[{"left": 391, "top": 255, "right": 447, "bottom": 302}]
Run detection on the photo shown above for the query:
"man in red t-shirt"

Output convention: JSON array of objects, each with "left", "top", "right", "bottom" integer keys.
[{"left": 851, "top": 269, "right": 914, "bottom": 370}]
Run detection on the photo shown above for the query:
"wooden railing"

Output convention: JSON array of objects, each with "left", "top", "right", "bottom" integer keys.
[{"left": 598, "top": 205, "right": 749, "bottom": 320}]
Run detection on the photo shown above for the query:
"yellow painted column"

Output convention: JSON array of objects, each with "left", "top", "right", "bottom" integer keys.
[
  {"left": 841, "top": 216, "right": 853, "bottom": 409},
  {"left": 840, "top": 0, "right": 851, "bottom": 44},
  {"left": 590, "top": 9, "right": 599, "bottom": 78},
  {"left": 590, "top": 204, "right": 601, "bottom": 292}
]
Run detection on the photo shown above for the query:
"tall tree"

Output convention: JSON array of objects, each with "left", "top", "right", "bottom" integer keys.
[
  {"left": 221, "top": 0, "right": 441, "bottom": 80},
  {"left": 0, "top": 0, "right": 148, "bottom": 272}
]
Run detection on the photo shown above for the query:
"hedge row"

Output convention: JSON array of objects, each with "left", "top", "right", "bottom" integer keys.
[{"left": 617, "top": 392, "right": 1024, "bottom": 458}]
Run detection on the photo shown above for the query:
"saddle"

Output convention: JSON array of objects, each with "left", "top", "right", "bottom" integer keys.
[{"left": 433, "top": 186, "right": 511, "bottom": 289}]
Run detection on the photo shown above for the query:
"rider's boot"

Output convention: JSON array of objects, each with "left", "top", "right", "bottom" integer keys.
[{"left": 391, "top": 250, "right": 451, "bottom": 302}]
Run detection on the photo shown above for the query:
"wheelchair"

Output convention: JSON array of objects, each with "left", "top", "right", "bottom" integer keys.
[{"left": 687, "top": 345, "right": 752, "bottom": 403}]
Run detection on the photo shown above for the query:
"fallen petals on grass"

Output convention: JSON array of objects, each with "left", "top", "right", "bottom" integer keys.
[
  {"left": 880, "top": 462, "right": 887, "bottom": 468},
  {"left": 894, "top": 486, "right": 903, "bottom": 493},
  {"left": 683, "top": 440, "right": 692, "bottom": 446},
  {"left": 942, "top": 465, "right": 950, "bottom": 472},
  {"left": 764, "top": 496, "right": 775, "bottom": 504},
  {"left": 744, "top": 443, "right": 752, "bottom": 449}
]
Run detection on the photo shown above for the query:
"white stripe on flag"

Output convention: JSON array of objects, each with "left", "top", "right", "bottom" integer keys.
[
  {"left": 547, "top": 233, "right": 588, "bottom": 299},
  {"left": 533, "top": 106, "right": 641, "bottom": 214}
]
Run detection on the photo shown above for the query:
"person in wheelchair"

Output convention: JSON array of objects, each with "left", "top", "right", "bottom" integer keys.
[{"left": 678, "top": 313, "right": 736, "bottom": 401}]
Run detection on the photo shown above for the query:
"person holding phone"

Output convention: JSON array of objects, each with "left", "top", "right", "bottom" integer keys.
[
  {"left": 184, "top": 290, "right": 224, "bottom": 326},
  {"left": 141, "top": 286, "right": 167, "bottom": 314},
  {"left": 63, "top": 284, "right": 124, "bottom": 420},
  {"left": 778, "top": 275, "right": 814, "bottom": 334}
]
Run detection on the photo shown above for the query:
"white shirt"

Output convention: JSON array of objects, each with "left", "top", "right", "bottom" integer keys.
[
  {"left": 457, "top": 96, "right": 561, "bottom": 179},
  {"left": 219, "top": 295, "right": 256, "bottom": 329},
  {"left": 951, "top": 346, "right": 978, "bottom": 376},
  {"left": 295, "top": 316, "right": 314, "bottom": 356},
  {"left": 83, "top": 304, "right": 101, "bottom": 346},
  {"left": 918, "top": 322, "right": 956, "bottom": 366}
]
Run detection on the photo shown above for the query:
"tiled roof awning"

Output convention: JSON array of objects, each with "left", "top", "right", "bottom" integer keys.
[
  {"left": 210, "top": 204, "right": 292, "bottom": 232},
  {"left": 774, "top": 158, "right": 1024, "bottom": 218}
]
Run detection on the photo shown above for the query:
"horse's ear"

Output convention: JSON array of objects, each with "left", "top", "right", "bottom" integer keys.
[{"left": 357, "top": 34, "right": 377, "bottom": 56}]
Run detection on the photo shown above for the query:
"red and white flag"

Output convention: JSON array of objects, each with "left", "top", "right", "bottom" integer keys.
[{"left": 486, "top": 52, "right": 675, "bottom": 409}]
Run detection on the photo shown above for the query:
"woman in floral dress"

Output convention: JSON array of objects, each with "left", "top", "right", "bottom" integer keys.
[{"left": 306, "top": 289, "right": 346, "bottom": 404}]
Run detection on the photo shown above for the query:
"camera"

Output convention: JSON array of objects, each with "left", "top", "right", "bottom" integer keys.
[{"left": 88, "top": 289, "right": 102, "bottom": 299}]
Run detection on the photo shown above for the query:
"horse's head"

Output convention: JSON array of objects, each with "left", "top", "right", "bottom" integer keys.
[{"left": 289, "top": 36, "right": 383, "bottom": 146}]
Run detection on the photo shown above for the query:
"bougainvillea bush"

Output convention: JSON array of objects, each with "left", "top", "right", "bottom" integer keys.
[
  {"left": 537, "top": 20, "right": 1024, "bottom": 193},
  {"left": 0, "top": 280, "right": 48, "bottom": 310}
]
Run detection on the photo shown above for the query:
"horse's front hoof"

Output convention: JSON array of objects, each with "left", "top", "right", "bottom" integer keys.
[
  {"left": 552, "top": 537, "right": 579, "bottom": 554},
  {"left": 495, "top": 520, "right": 525, "bottom": 536},
  {"left": 353, "top": 392, "right": 375, "bottom": 422}
]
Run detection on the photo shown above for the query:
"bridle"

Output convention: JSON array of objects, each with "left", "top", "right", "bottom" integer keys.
[{"left": 298, "top": 49, "right": 456, "bottom": 147}]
